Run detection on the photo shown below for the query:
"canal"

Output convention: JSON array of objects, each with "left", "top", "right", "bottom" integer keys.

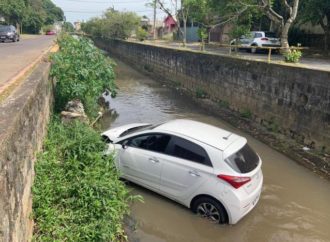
[{"left": 100, "top": 59, "right": 330, "bottom": 242}]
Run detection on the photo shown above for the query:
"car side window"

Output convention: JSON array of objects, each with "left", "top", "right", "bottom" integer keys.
[
  {"left": 128, "top": 134, "right": 171, "bottom": 153},
  {"left": 168, "top": 136, "right": 212, "bottom": 167},
  {"left": 254, "top": 33, "right": 262, "bottom": 38}
]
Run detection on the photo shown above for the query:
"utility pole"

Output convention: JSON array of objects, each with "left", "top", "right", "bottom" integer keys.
[{"left": 153, "top": 0, "right": 157, "bottom": 40}]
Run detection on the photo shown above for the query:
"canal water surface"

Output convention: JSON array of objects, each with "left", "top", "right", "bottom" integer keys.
[{"left": 100, "top": 59, "right": 330, "bottom": 242}]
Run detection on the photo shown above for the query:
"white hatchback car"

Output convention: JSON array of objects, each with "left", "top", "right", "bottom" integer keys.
[
  {"left": 102, "top": 119, "right": 263, "bottom": 224},
  {"left": 231, "top": 31, "right": 281, "bottom": 53}
]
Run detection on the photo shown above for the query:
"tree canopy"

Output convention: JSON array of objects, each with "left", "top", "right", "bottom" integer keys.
[
  {"left": 0, "top": 0, "right": 64, "bottom": 33},
  {"left": 82, "top": 9, "right": 140, "bottom": 39}
]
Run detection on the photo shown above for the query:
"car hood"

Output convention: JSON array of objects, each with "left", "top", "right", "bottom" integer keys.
[{"left": 101, "top": 123, "right": 150, "bottom": 142}]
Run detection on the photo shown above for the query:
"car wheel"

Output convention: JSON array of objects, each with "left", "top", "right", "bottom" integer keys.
[
  {"left": 192, "top": 197, "right": 228, "bottom": 224},
  {"left": 12, "top": 37, "right": 16, "bottom": 42},
  {"left": 250, "top": 45, "right": 257, "bottom": 54}
]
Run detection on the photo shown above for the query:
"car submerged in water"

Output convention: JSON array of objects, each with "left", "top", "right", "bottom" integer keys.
[{"left": 102, "top": 119, "right": 263, "bottom": 224}]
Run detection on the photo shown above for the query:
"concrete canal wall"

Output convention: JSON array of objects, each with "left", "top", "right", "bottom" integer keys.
[{"left": 0, "top": 62, "right": 53, "bottom": 241}]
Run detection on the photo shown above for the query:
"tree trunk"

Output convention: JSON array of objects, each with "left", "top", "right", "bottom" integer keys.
[
  {"left": 281, "top": 22, "right": 290, "bottom": 49},
  {"left": 182, "top": 18, "right": 187, "bottom": 46}
]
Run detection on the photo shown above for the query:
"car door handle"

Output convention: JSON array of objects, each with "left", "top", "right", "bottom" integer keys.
[
  {"left": 189, "top": 171, "right": 201, "bottom": 177},
  {"left": 148, "top": 157, "right": 159, "bottom": 163}
]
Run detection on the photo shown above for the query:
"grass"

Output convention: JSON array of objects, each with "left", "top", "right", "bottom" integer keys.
[{"left": 33, "top": 119, "right": 137, "bottom": 241}]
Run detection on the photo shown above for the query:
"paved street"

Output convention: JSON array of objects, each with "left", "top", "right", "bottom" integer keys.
[
  {"left": 0, "top": 35, "right": 55, "bottom": 86},
  {"left": 143, "top": 40, "right": 330, "bottom": 72}
]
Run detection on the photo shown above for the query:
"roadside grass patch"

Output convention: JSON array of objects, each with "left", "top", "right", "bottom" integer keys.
[
  {"left": 33, "top": 34, "right": 138, "bottom": 241},
  {"left": 33, "top": 119, "right": 136, "bottom": 241}
]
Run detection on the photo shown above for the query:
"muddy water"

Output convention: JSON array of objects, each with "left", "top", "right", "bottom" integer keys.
[{"left": 100, "top": 59, "right": 330, "bottom": 242}]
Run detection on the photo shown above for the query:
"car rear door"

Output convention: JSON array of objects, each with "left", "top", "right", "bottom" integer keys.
[
  {"left": 159, "top": 136, "right": 214, "bottom": 201},
  {"left": 118, "top": 133, "right": 171, "bottom": 191}
]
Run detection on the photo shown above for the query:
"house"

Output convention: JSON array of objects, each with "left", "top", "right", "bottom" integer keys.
[
  {"left": 163, "top": 15, "right": 177, "bottom": 34},
  {"left": 74, "top": 21, "right": 81, "bottom": 31}
]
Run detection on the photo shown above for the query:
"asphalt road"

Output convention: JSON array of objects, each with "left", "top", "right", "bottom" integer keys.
[{"left": 0, "top": 35, "right": 55, "bottom": 86}]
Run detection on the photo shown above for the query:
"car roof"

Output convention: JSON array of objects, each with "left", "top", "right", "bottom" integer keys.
[{"left": 154, "top": 119, "right": 245, "bottom": 151}]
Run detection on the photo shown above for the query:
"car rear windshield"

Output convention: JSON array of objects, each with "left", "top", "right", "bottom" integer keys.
[
  {"left": 0, "top": 26, "right": 10, "bottom": 31},
  {"left": 225, "top": 144, "right": 259, "bottom": 173},
  {"left": 265, "top": 32, "right": 277, "bottom": 38}
]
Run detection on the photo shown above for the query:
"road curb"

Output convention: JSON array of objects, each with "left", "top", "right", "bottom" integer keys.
[{"left": 0, "top": 42, "right": 58, "bottom": 102}]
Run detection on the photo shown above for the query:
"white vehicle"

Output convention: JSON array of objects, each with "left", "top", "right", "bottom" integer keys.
[
  {"left": 230, "top": 31, "right": 281, "bottom": 53},
  {"left": 102, "top": 119, "right": 263, "bottom": 224}
]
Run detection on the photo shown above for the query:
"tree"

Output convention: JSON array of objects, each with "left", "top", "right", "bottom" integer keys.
[
  {"left": 0, "top": 0, "right": 63, "bottom": 34},
  {"left": 299, "top": 0, "right": 330, "bottom": 53},
  {"left": 63, "top": 22, "right": 74, "bottom": 32},
  {"left": 229, "top": 0, "right": 300, "bottom": 49},
  {"left": 82, "top": 9, "right": 140, "bottom": 40}
]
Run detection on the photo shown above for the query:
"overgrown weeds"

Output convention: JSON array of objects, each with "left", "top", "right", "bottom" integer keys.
[
  {"left": 33, "top": 35, "right": 138, "bottom": 241},
  {"left": 33, "top": 119, "right": 137, "bottom": 241},
  {"left": 50, "top": 34, "right": 117, "bottom": 117}
]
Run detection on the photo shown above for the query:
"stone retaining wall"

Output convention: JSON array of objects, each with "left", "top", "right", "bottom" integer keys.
[{"left": 0, "top": 62, "right": 52, "bottom": 241}]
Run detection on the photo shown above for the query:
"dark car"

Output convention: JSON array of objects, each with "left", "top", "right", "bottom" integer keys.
[{"left": 0, "top": 25, "right": 20, "bottom": 42}]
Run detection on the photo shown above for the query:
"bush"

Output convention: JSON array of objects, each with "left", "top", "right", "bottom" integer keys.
[
  {"left": 195, "top": 88, "right": 207, "bottom": 99},
  {"left": 50, "top": 34, "right": 117, "bottom": 117},
  {"left": 33, "top": 119, "right": 136, "bottom": 241},
  {"left": 136, "top": 27, "right": 148, "bottom": 41},
  {"left": 283, "top": 49, "right": 302, "bottom": 63}
]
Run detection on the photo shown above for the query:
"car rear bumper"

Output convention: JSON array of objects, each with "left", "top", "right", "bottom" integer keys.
[
  {"left": 223, "top": 171, "right": 263, "bottom": 224},
  {"left": 261, "top": 44, "right": 281, "bottom": 48}
]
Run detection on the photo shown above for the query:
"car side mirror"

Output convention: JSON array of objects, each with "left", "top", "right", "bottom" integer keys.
[{"left": 122, "top": 140, "right": 129, "bottom": 149}]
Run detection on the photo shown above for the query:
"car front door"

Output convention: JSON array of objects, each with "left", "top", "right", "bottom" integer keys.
[
  {"left": 117, "top": 133, "right": 171, "bottom": 191},
  {"left": 159, "top": 136, "right": 214, "bottom": 201}
]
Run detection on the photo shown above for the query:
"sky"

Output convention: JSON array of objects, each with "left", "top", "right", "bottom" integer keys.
[{"left": 51, "top": 0, "right": 175, "bottom": 23}]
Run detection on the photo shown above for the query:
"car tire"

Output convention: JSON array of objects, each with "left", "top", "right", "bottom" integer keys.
[
  {"left": 191, "top": 196, "right": 228, "bottom": 224},
  {"left": 250, "top": 44, "right": 257, "bottom": 54},
  {"left": 12, "top": 37, "right": 16, "bottom": 42}
]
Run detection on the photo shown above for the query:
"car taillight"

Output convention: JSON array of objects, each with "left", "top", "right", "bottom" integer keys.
[
  {"left": 261, "top": 38, "right": 269, "bottom": 41},
  {"left": 217, "top": 174, "right": 251, "bottom": 189}
]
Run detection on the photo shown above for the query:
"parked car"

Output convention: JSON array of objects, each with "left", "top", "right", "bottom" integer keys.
[
  {"left": 102, "top": 119, "right": 263, "bottom": 224},
  {"left": 0, "top": 25, "right": 20, "bottom": 42},
  {"left": 46, "top": 30, "right": 56, "bottom": 35},
  {"left": 230, "top": 31, "right": 281, "bottom": 53}
]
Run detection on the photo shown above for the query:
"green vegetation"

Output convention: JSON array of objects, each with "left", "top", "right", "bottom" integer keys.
[
  {"left": 33, "top": 34, "right": 136, "bottom": 241},
  {"left": 195, "top": 88, "right": 207, "bottom": 99},
  {"left": 33, "top": 119, "right": 134, "bottom": 241},
  {"left": 240, "top": 108, "right": 252, "bottom": 119},
  {"left": 62, "top": 22, "right": 75, "bottom": 33},
  {"left": 82, "top": 9, "right": 140, "bottom": 39},
  {"left": 136, "top": 26, "right": 148, "bottom": 41},
  {"left": 0, "top": 0, "right": 64, "bottom": 34},
  {"left": 50, "top": 34, "right": 117, "bottom": 117},
  {"left": 283, "top": 49, "right": 302, "bottom": 63},
  {"left": 218, "top": 100, "right": 229, "bottom": 109}
]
